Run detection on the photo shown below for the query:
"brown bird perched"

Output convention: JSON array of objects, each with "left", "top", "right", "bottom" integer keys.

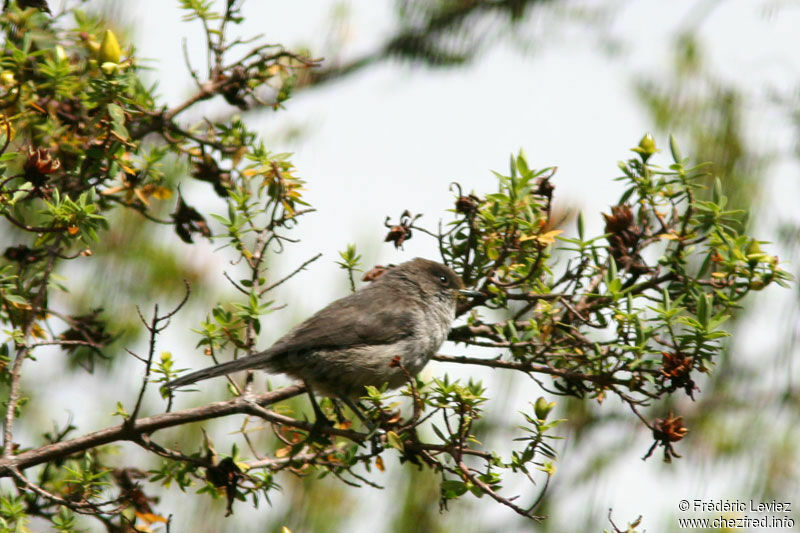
[{"left": 166, "top": 258, "right": 479, "bottom": 421}]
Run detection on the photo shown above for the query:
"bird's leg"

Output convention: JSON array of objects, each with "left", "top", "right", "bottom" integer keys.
[
  {"left": 339, "top": 396, "right": 384, "bottom": 453},
  {"left": 330, "top": 399, "right": 348, "bottom": 425},
  {"left": 304, "top": 381, "right": 333, "bottom": 428},
  {"left": 339, "top": 397, "right": 371, "bottom": 427}
]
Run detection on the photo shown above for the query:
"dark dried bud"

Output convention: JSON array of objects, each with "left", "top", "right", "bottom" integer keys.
[
  {"left": 221, "top": 66, "right": 249, "bottom": 110},
  {"left": 206, "top": 457, "right": 241, "bottom": 487},
  {"left": 23, "top": 147, "right": 60, "bottom": 186},
  {"left": 361, "top": 265, "right": 387, "bottom": 282},
  {"left": 654, "top": 413, "right": 688, "bottom": 443},
  {"left": 603, "top": 204, "right": 649, "bottom": 275},
  {"left": 455, "top": 194, "right": 480, "bottom": 215},
  {"left": 171, "top": 195, "right": 211, "bottom": 243},
  {"left": 205, "top": 457, "right": 242, "bottom": 516},
  {"left": 59, "top": 308, "right": 113, "bottom": 354},
  {"left": 4, "top": 244, "right": 42, "bottom": 264},
  {"left": 113, "top": 468, "right": 154, "bottom": 514},
  {"left": 602, "top": 204, "right": 634, "bottom": 234},
  {"left": 536, "top": 178, "right": 554, "bottom": 199},
  {"left": 384, "top": 225, "right": 411, "bottom": 249},
  {"left": 644, "top": 412, "right": 688, "bottom": 463},
  {"left": 660, "top": 351, "right": 692, "bottom": 379},
  {"left": 192, "top": 154, "right": 231, "bottom": 197},
  {"left": 383, "top": 211, "right": 419, "bottom": 249},
  {"left": 660, "top": 351, "right": 697, "bottom": 398}
]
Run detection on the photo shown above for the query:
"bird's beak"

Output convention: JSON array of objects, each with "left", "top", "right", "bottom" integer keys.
[{"left": 458, "top": 289, "right": 483, "bottom": 298}]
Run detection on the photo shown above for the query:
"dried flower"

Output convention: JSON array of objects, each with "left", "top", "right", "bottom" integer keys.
[
  {"left": 384, "top": 224, "right": 411, "bottom": 248},
  {"left": 113, "top": 468, "right": 156, "bottom": 515},
  {"left": 193, "top": 154, "right": 231, "bottom": 197},
  {"left": 59, "top": 308, "right": 113, "bottom": 354},
  {"left": 3, "top": 244, "right": 42, "bottom": 264},
  {"left": 171, "top": 194, "right": 211, "bottom": 243},
  {"left": 660, "top": 351, "right": 697, "bottom": 398},
  {"left": 205, "top": 457, "right": 242, "bottom": 516},
  {"left": 24, "top": 147, "right": 60, "bottom": 186},
  {"left": 644, "top": 412, "right": 688, "bottom": 462},
  {"left": 602, "top": 204, "right": 648, "bottom": 275},
  {"left": 455, "top": 194, "right": 480, "bottom": 215},
  {"left": 384, "top": 210, "right": 419, "bottom": 249},
  {"left": 536, "top": 177, "right": 554, "bottom": 199}
]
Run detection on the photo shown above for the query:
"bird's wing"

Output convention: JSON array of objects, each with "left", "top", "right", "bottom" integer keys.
[
  {"left": 270, "top": 288, "right": 418, "bottom": 355},
  {"left": 165, "top": 287, "right": 418, "bottom": 388}
]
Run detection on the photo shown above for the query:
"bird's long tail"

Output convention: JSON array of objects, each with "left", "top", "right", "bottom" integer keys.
[{"left": 165, "top": 354, "right": 272, "bottom": 390}]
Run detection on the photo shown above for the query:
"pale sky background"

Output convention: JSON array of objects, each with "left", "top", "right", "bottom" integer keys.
[{"left": 39, "top": 0, "right": 800, "bottom": 531}]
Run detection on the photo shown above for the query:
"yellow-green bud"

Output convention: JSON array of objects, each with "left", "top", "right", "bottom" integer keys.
[
  {"left": 98, "top": 29, "right": 121, "bottom": 64},
  {"left": 0, "top": 71, "right": 15, "bottom": 86},
  {"left": 632, "top": 133, "right": 658, "bottom": 161},
  {"left": 87, "top": 39, "right": 100, "bottom": 57},
  {"left": 639, "top": 133, "right": 656, "bottom": 152},
  {"left": 534, "top": 396, "right": 556, "bottom": 420},
  {"left": 100, "top": 62, "right": 118, "bottom": 76},
  {"left": 746, "top": 239, "right": 766, "bottom": 266},
  {"left": 745, "top": 239, "right": 762, "bottom": 256},
  {"left": 54, "top": 44, "right": 67, "bottom": 63}
]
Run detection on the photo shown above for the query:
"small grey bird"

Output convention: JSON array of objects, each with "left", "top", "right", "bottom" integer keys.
[{"left": 166, "top": 258, "right": 477, "bottom": 406}]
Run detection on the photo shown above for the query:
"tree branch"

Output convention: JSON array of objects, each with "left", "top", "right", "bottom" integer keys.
[
  {"left": 0, "top": 384, "right": 307, "bottom": 475},
  {"left": 432, "top": 353, "right": 636, "bottom": 388}
]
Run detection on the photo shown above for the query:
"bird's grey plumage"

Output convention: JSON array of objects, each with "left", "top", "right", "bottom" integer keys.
[{"left": 166, "top": 258, "right": 465, "bottom": 398}]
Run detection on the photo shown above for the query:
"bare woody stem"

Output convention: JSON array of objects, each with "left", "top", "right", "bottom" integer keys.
[
  {"left": 3, "top": 244, "right": 60, "bottom": 457},
  {"left": 431, "top": 353, "right": 637, "bottom": 388},
  {"left": 0, "top": 384, "right": 307, "bottom": 475}
]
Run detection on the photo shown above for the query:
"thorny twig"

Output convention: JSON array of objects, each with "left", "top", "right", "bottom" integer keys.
[{"left": 126, "top": 280, "right": 192, "bottom": 426}]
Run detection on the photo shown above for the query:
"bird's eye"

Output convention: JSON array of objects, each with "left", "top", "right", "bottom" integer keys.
[{"left": 439, "top": 275, "right": 448, "bottom": 284}]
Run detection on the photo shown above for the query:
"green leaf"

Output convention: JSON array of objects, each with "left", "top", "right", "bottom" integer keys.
[
  {"left": 440, "top": 480, "right": 469, "bottom": 498},
  {"left": 669, "top": 134, "right": 682, "bottom": 163},
  {"left": 608, "top": 256, "right": 618, "bottom": 281},
  {"left": 385, "top": 431, "right": 404, "bottom": 452},
  {"left": 696, "top": 293, "right": 709, "bottom": 326},
  {"left": 516, "top": 151, "right": 530, "bottom": 176},
  {"left": 107, "top": 103, "right": 129, "bottom": 139}
]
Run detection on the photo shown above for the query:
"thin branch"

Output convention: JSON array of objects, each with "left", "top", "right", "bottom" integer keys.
[
  {"left": 456, "top": 460, "right": 545, "bottom": 522},
  {"left": 0, "top": 384, "right": 306, "bottom": 475},
  {"left": 3, "top": 243, "right": 60, "bottom": 457},
  {"left": 261, "top": 252, "right": 322, "bottom": 294},
  {"left": 3, "top": 212, "right": 65, "bottom": 233},
  {"left": 8, "top": 466, "right": 125, "bottom": 515},
  {"left": 432, "top": 353, "right": 633, "bottom": 387},
  {"left": 223, "top": 270, "right": 249, "bottom": 295},
  {"left": 128, "top": 281, "right": 193, "bottom": 424}
]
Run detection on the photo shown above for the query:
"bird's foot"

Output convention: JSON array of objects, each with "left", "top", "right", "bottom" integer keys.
[
  {"left": 306, "top": 414, "right": 334, "bottom": 445},
  {"left": 369, "top": 427, "right": 386, "bottom": 454}
]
